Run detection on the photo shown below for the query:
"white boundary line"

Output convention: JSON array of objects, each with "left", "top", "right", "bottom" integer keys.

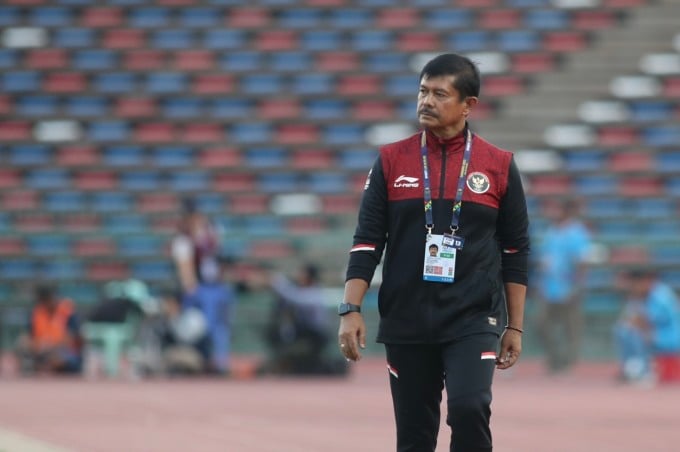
[{"left": 0, "top": 427, "right": 73, "bottom": 452}]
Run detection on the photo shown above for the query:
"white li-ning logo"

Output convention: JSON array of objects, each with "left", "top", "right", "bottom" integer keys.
[{"left": 394, "top": 175, "right": 419, "bottom": 188}]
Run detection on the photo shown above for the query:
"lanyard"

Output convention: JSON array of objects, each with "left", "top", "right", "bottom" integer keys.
[{"left": 420, "top": 128, "right": 473, "bottom": 235}]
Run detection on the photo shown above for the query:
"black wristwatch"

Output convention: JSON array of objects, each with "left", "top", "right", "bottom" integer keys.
[{"left": 338, "top": 302, "right": 361, "bottom": 316}]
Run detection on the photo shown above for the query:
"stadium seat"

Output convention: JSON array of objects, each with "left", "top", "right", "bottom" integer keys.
[
  {"left": 9, "top": 144, "right": 51, "bottom": 165},
  {"left": 365, "top": 52, "right": 408, "bottom": 72},
  {"left": 102, "top": 28, "right": 145, "bottom": 49},
  {"left": 29, "top": 6, "right": 72, "bottom": 26},
  {"left": 656, "top": 152, "right": 680, "bottom": 172},
  {"left": 137, "top": 192, "right": 178, "bottom": 212},
  {"left": 193, "top": 74, "right": 234, "bottom": 94},
  {"left": 91, "top": 192, "right": 133, "bottom": 212},
  {"left": 135, "top": 122, "right": 176, "bottom": 143},
  {"left": 377, "top": 8, "right": 419, "bottom": 28},
  {"left": 74, "top": 238, "right": 115, "bottom": 257},
  {"left": 73, "top": 49, "right": 117, "bottom": 70},
  {"left": 198, "top": 147, "right": 241, "bottom": 168},
  {"left": 498, "top": 31, "right": 540, "bottom": 52},
  {"left": 132, "top": 261, "right": 173, "bottom": 281},
  {"left": 0, "top": 169, "right": 20, "bottom": 189},
  {"left": 145, "top": 72, "right": 187, "bottom": 93},
  {"left": 119, "top": 170, "right": 161, "bottom": 191},
  {"left": 66, "top": 96, "right": 108, "bottom": 117},
  {"left": 82, "top": 6, "right": 122, "bottom": 27},
  {"left": 2, "top": 71, "right": 41, "bottom": 92},
  {"left": 94, "top": 72, "right": 136, "bottom": 93},
  {"left": 543, "top": 31, "right": 588, "bottom": 52},
  {"left": 258, "top": 99, "right": 301, "bottom": 119},
  {"left": 56, "top": 145, "right": 98, "bottom": 166},
  {"left": 0, "top": 121, "right": 30, "bottom": 141},
  {"left": 102, "top": 145, "right": 144, "bottom": 166},
  {"left": 241, "top": 74, "right": 283, "bottom": 94},
  {"left": 203, "top": 30, "right": 246, "bottom": 49},
  {"left": 0, "top": 49, "right": 17, "bottom": 69},
  {"left": 307, "top": 172, "right": 349, "bottom": 194},
  {"left": 245, "top": 147, "right": 288, "bottom": 168},
  {"left": 316, "top": 51, "right": 360, "bottom": 72},
  {"left": 243, "top": 215, "right": 285, "bottom": 237},
  {"left": 162, "top": 97, "right": 203, "bottom": 118},
  {"left": 423, "top": 9, "right": 472, "bottom": 28},
  {"left": 25, "top": 49, "right": 67, "bottom": 69},
  {"left": 211, "top": 98, "right": 253, "bottom": 119},
  {"left": 271, "top": 51, "right": 311, "bottom": 72},
  {"left": 256, "top": 30, "right": 298, "bottom": 51},
  {"left": 0, "top": 6, "right": 20, "bottom": 26},
  {"left": 152, "top": 29, "right": 193, "bottom": 49},
  {"left": 228, "top": 194, "right": 269, "bottom": 214},
  {"left": 1, "top": 190, "right": 38, "bottom": 211},
  {"left": 43, "top": 72, "right": 86, "bottom": 93},
  {"left": 302, "top": 30, "right": 342, "bottom": 51},
  {"left": 524, "top": 9, "right": 569, "bottom": 29},
  {"left": 103, "top": 214, "right": 148, "bottom": 235},
  {"left": 609, "top": 151, "right": 655, "bottom": 172},
  {"left": 618, "top": 176, "right": 663, "bottom": 197},
  {"left": 122, "top": 50, "right": 165, "bottom": 70},
  {"left": 53, "top": 27, "right": 95, "bottom": 47},
  {"left": 338, "top": 74, "right": 380, "bottom": 95},
  {"left": 597, "top": 125, "right": 638, "bottom": 147},
  {"left": 227, "top": 7, "right": 270, "bottom": 28},
  {"left": 87, "top": 120, "right": 130, "bottom": 142},
  {"left": 181, "top": 123, "right": 222, "bottom": 143},
  {"left": 0, "top": 259, "right": 37, "bottom": 280},
  {"left": 479, "top": 9, "right": 521, "bottom": 29},
  {"left": 25, "top": 168, "right": 69, "bottom": 189},
  {"left": 129, "top": 7, "right": 171, "bottom": 28},
  {"left": 179, "top": 7, "right": 220, "bottom": 27},
  {"left": 28, "top": 234, "right": 71, "bottom": 256},
  {"left": 304, "top": 99, "right": 348, "bottom": 119},
  {"left": 290, "top": 149, "right": 334, "bottom": 169},
  {"left": 0, "top": 237, "right": 24, "bottom": 257},
  {"left": 44, "top": 191, "right": 86, "bottom": 212},
  {"left": 329, "top": 8, "right": 372, "bottom": 28},
  {"left": 353, "top": 100, "right": 396, "bottom": 120},
  {"left": 212, "top": 173, "right": 255, "bottom": 192},
  {"left": 117, "top": 236, "right": 164, "bottom": 257},
  {"left": 115, "top": 97, "right": 155, "bottom": 118},
  {"left": 74, "top": 170, "right": 117, "bottom": 190},
  {"left": 230, "top": 122, "right": 271, "bottom": 143},
  {"left": 173, "top": 50, "right": 214, "bottom": 71},
  {"left": 642, "top": 126, "right": 680, "bottom": 147},
  {"left": 168, "top": 170, "right": 210, "bottom": 191},
  {"left": 258, "top": 173, "right": 300, "bottom": 193},
  {"left": 291, "top": 74, "right": 334, "bottom": 95},
  {"left": 636, "top": 197, "right": 674, "bottom": 219}
]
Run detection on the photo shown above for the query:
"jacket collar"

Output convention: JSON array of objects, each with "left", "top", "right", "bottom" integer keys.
[{"left": 424, "top": 123, "right": 469, "bottom": 153}]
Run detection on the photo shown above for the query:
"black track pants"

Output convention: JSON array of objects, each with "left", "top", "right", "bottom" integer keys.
[{"left": 385, "top": 334, "right": 499, "bottom": 452}]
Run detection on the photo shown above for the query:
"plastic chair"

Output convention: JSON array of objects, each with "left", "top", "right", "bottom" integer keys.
[{"left": 82, "top": 314, "right": 140, "bottom": 378}]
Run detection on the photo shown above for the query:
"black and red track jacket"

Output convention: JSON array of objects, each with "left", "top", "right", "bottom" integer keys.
[{"left": 346, "top": 126, "right": 530, "bottom": 344}]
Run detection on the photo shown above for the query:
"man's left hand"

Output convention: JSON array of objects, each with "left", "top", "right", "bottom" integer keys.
[{"left": 496, "top": 329, "right": 522, "bottom": 370}]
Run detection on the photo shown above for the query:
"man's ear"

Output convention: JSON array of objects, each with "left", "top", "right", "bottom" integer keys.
[{"left": 464, "top": 96, "right": 479, "bottom": 117}]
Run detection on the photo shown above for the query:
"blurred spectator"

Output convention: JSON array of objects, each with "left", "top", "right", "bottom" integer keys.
[
  {"left": 535, "top": 198, "right": 592, "bottom": 373},
  {"left": 15, "top": 285, "right": 82, "bottom": 375},
  {"left": 614, "top": 270, "right": 680, "bottom": 384},
  {"left": 260, "top": 263, "right": 347, "bottom": 376},
  {"left": 171, "top": 197, "right": 222, "bottom": 295}
]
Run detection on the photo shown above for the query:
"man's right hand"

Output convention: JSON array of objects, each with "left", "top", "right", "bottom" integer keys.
[{"left": 338, "top": 313, "right": 366, "bottom": 362}]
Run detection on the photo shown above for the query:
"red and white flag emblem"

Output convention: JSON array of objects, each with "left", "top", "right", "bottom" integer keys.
[
  {"left": 481, "top": 352, "right": 497, "bottom": 360},
  {"left": 387, "top": 364, "right": 399, "bottom": 378}
]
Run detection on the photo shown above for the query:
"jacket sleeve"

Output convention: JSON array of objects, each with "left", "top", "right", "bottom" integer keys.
[
  {"left": 345, "top": 155, "right": 389, "bottom": 285},
  {"left": 496, "top": 156, "right": 530, "bottom": 286}
]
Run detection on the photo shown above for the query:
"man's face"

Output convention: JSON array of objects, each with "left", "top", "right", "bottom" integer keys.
[
  {"left": 417, "top": 74, "right": 476, "bottom": 138},
  {"left": 429, "top": 246, "right": 438, "bottom": 256}
]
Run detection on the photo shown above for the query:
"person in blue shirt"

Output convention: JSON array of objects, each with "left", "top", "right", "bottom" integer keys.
[
  {"left": 614, "top": 269, "right": 680, "bottom": 383},
  {"left": 535, "top": 198, "right": 592, "bottom": 373}
]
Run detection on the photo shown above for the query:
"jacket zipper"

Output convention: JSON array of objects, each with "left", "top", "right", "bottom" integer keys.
[
  {"left": 427, "top": 143, "right": 448, "bottom": 341},
  {"left": 438, "top": 144, "right": 447, "bottom": 199}
]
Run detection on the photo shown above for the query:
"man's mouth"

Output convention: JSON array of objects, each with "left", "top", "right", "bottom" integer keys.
[{"left": 419, "top": 110, "right": 437, "bottom": 118}]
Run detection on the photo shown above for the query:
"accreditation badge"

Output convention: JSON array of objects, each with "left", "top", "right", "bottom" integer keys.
[{"left": 423, "top": 234, "right": 456, "bottom": 283}]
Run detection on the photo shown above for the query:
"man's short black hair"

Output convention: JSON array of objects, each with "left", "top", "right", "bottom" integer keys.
[
  {"left": 419, "top": 53, "right": 481, "bottom": 99},
  {"left": 429, "top": 244, "right": 439, "bottom": 250}
]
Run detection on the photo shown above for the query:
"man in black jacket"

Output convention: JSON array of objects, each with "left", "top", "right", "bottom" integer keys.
[{"left": 338, "top": 53, "right": 530, "bottom": 452}]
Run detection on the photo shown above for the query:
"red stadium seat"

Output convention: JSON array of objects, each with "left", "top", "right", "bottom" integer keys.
[
  {"left": 0, "top": 121, "right": 30, "bottom": 141},
  {"left": 397, "top": 32, "right": 440, "bottom": 51},
  {"left": 227, "top": 8, "right": 270, "bottom": 28},
  {"left": 544, "top": 31, "right": 589, "bottom": 52},
  {"left": 180, "top": 123, "right": 222, "bottom": 143},
  {"left": 193, "top": 74, "right": 234, "bottom": 94},
  {"left": 56, "top": 145, "right": 99, "bottom": 166},
  {"left": 322, "top": 194, "right": 360, "bottom": 214},
  {"left": 316, "top": 52, "right": 360, "bottom": 72},
  {"left": 74, "top": 171, "right": 117, "bottom": 191},
  {"left": 597, "top": 126, "right": 639, "bottom": 147},
  {"left": 213, "top": 173, "right": 256, "bottom": 192},
  {"left": 528, "top": 175, "right": 572, "bottom": 195},
  {"left": 608, "top": 246, "right": 649, "bottom": 264},
  {"left": 87, "top": 261, "right": 128, "bottom": 281},
  {"left": 15, "top": 214, "right": 53, "bottom": 232},
  {"left": 115, "top": 98, "right": 156, "bottom": 118},
  {"left": 0, "top": 95, "right": 10, "bottom": 116},
  {"left": 511, "top": 53, "right": 558, "bottom": 74},
  {"left": 123, "top": 50, "right": 165, "bottom": 71},
  {"left": 62, "top": 213, "right": 100, "bottom": 232},
  {"left": 291, "top": 149, "right": 334, "bottom": 170},
  {"left": 663, "top": 77, "right": 680, "bottom": 98},
  {"left": 618, "top": 177, "right": 663, "bottom": 197},
  {"left": 249, "top": 240, "right": 294, "bottom": 259},
  {"left": 457, "top": 0, "right": 499, "bottom": 7},
  {"left": 469, "top": 100, "right": 497, "bottom": 120},
  {"left": 255, "top": 30, "right": 298, "bottom": 51},
  {"left": 483, "top": 75, "right": 525, "bottom": 97},
  {"left": 229, "top": 194, "right": 269, "bottom": 214},
  {"left": 377, "top": 8, "right": 419, "bottom": 28},
  {"left": 572, "top": 10, "right": 619, "bottom": 29},
  {"left": 1, "top": 190, "right": 38, "bottom": 211},
  {"left": 103, "top": 29, "right": 145, "bottom": 49},
  {"left": 479, "top": 9, "right": 521, "bottom": 29},
  {"left": 0, "top": 169, "right": 21, "bottom": 189},
  {"left": 173, "top": 50, "right": 215, "bottom": 71},
  {"left": 151, "top": 216, "right": 179, "bottom": 234},
  {"left": 135, "top": 122, "right": 177, "bottom": 143},
  {"left": 609, "top": 152, "right": 653, "bottom": 172},
  {"left": 137, "top": 193, "right": 179, "bottom": 213},
  {"left": 353, "top": 100, "right": 396, "bottom": 120},
  {"left": 74, "top": 238, "right": 115, "bottom": 257},
  {"left": 24, "top": 49, "right": 67, "bottom": 69},
  {"left": 81, "top": 7, "right": 123, "bottom": 27},
  {"left": 198, "top": 147, "right": 241, "bottom": 168},
  {"left": 258, "top": 99, "right": 301, "bottom": 120},
  {"left": 285, "top": 217, "right": 329, "bottom": 235},
  {"left": 276, "top": 124, "right": 320, "bottom": 145},
  {"left": 338, "top": 75, "right": 380, "bottom": 95},
  {"left": 0, "top": 238, "right": 25, "bottom": 256},
  {"left": 44, "top": 72, "right": 87, "bottom": 93}
]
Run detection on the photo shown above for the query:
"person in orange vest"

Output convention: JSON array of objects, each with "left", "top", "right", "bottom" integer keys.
[{"left": 16, "top": 285, "right": 83, "bottom": 374}]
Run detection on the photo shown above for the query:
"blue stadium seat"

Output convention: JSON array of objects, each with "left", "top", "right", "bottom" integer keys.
[
  {"left": 220, "top": 52, "right": 262, "bottom": 71},
  {"left": 10, "top": 144, "right": 50, "bottom": 165},
  {"left": 304, "top": 99, "right": 348, "bottom": 119},
  {"left": 596, "top": 221, "right": 635, "bottom": 242},
  {"left": 168, "top": 171, "right": 210, "bottom": 191},
  {"left": 211, "top": 98, "right": 254, "bottom": 119},
  {"left": 117, "top": 236, "right": 163, "bottom": 257},
  {"left": 573, "top": 175, "right": 617, "bottom": 195},
  {"left": 646, "top": 220, "right": 680, "bottom": 242},
  {"left": 585, "top": 198, "right": 625, "bottom": 218},
  {"left": 2, "top": 71, "right": 41, "bottom": 92},
  {"left": 44, "top": 191, "right": 86, "bottom": 212},
  {"left": 524, "top": 10, "right": 569, "bottom": 29},
  {"left": 387, "top": 74, "right": 419, "bottom": 96},
  {"left": 291, "top": 74, "right": 333, "bottom": 94},
  {"left": 103, "top": 214, "right": 148, "bottom": 235},
  {"left": 28, "top": 235, "right": 71, "bottom": 256},
  {"left": 339, "top": 149, "right": 377, "bottom": 170},
  {"left": 103, "top": 145, "right": 145, "bottom": 166},
  {"left": 73, "top": 50, "right": 117, "bottom": 70},
  {"left": 152, "top": 29, "right": 193, "bottom": 49},
  {"left": 636, "top": 198, "right": 674, "bottom": 219},
  {"left": 245, "top": 147, "right": 288, "bottom": 168},
  {"left": 642, "top": 126, "right": 680, "bottom": 147},
  {"left": 162, "top": 97, "right": 203, "bottom": 118},
  {"left": 497, "top": 30, "right": 539, "bottom": 52},
  {"left": 87, "top": 120, "right": 130, "bottom": 142},
  {"left": 307, "top": 173, "right": 348, "bottom": 194},
  {"left": 94, "top": 72, "right": 136, "bottom": 93},
  {"left": 301, "top": 31, "right": 342, "bottom": 50},
  {"left": 0, "top": 7, "right": 19, "bottom": 26},
  {"left": 329, "top": 8, "right": 372, "bottom": 28},
  {"left": 629, "top": 101, "right": 674, "bottom": 122},
  {"left": 60, "top": 282, "right": 99, "bottom": 305},
  {"left": 0, "top": 213, "right": 8, "bottom": 234},
  {"left": 397, "top": 100, "right": 416, "bottom": 120},
  {"left": 0, "top": 50, "right": 17, "bottom": 68},
  {"left": 91, "top": 192, "right": 133, "bottom": 212},
  {"left": 243, "top": 216, "right": 284, "bottom": 236},
  {"left": 423, "top": 9, "right": 472, "bottom": 29},
  {"left": 30, "top": 6, "right": 72, "bottom": 26},
  {"left": 152, "top": 146, "right": 195, "bottom": 167},
  {"left": 44, "top": 260, "right": 83, "bottom": 280},
  {"left": 446, "top": 31, "right": 491, "bottom": 52},
  {"left": 129, "top": 7, "right": 170, "bottom": 28},
  {"left": 279, "top": 8, "right": 323, "bottom": 28},
  {"left": 324, "top": 124, "right": 365, "bottom": 145},
  {"left": 66, "top": 96, "right": 108, "bottom": 117},
  {"left": 258, "top": 173, "right": 300, "bottom": 193},
  {"left": 241, "top": 74, "right": 283, "bottom": 94},
  {"left": 0, "top": 260, "right": 36, "bottom": 280},
  {"left": 145, "top": 72, "right": 187, "bottom": 94},
  {"left": 506, "top": 0, "right": 551, "bottom": 6},
  {"left": 193, "top": 193, "right": 225, "bottom": 213},
  {"left": 132, "top": 261, "right": 173, "bottom": 281},
  {"left": 203, "top": 30, "right": 246, "bottom": 49},
  {"left": 119, "top": 170, "right": 161, "bottom": 191},
  {"left": 365, "top": 53, "right": 408, "bottom": 72},
  {"left": 17, "top": 95, "right": 57, "bottom": 116},
  {"left": 230, "top": 123, "right": 272, "bottom": 143},
  {"left": 53, "top": 28, "right": 95, "bottom": 47},
  {"left": 652, "top": 244, "right": 680, "bottom": 265},
  {"left": 180, "top": 8, "right": 220, "bottom": 27},
  {"left": 563, "top": 150, "right": 605, "bottom": 171},
  {"left": 665, "top": 177, "right": 680, "bottom": 197},
  {"left": 25, "top": 169, "right": 69, "bottom": 189},
  {"left": 352, "top": 31, "right": 394, "bottom": 51},
  {"left": 585, "top": 267, "right": 616, "bottom": 290},
  {"left": 271, "top": 51, "right": 311, "bottom": 71}
]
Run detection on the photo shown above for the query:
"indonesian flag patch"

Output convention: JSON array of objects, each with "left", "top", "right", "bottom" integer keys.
[
  {"left": 387, "top": 364, "right": 399, "bottom": 379},
  {"left": 481, "top": 352, "right": 497, "bottom": 360}
]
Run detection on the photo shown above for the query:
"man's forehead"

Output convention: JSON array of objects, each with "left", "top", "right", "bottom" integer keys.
[{"left": 420, "top": 74, "right": 456, "bottom": 89}]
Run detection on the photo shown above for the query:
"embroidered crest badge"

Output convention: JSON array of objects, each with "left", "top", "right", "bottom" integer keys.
[{"left": 466, "top": 172, "right": 490, "bottom": 194}]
